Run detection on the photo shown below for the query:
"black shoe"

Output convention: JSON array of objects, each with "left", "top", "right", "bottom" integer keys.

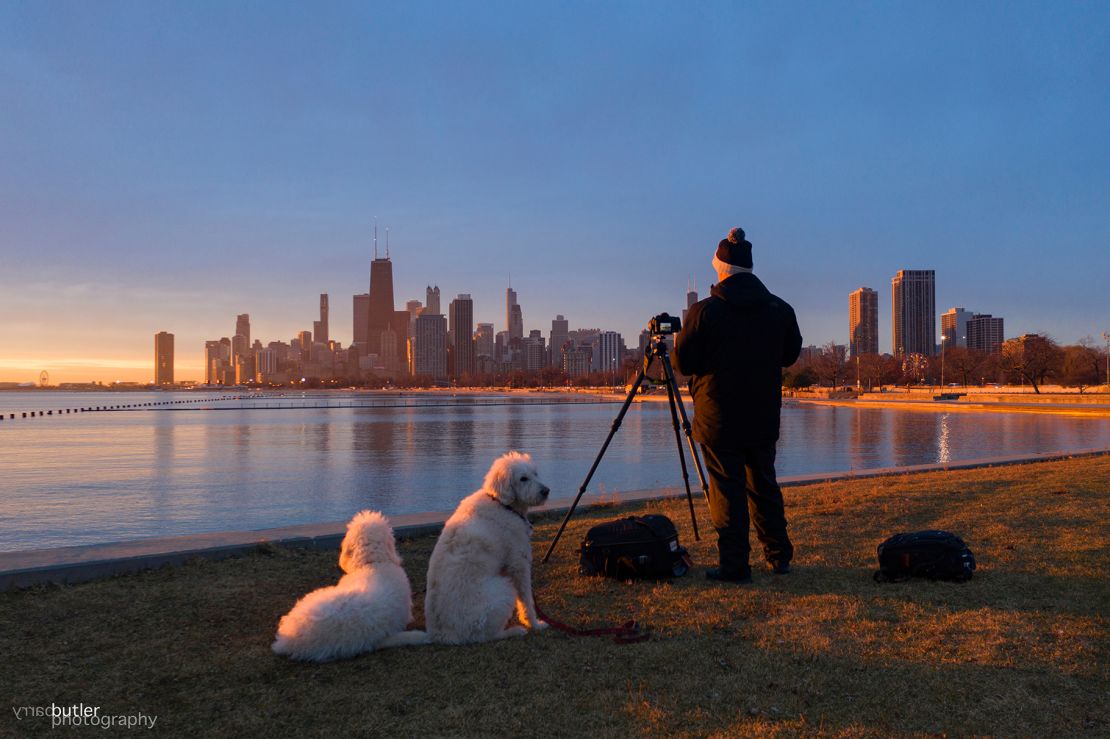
[
  {"left": 768, "top": 560, "right": 791, "bottom": 575},
  {"left": 705, "top": 567, "right": 753, "bottom": 584}
]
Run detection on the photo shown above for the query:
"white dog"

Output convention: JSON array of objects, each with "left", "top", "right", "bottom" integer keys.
[
  {"left": 424, "top": 451, "right": 551, "bottom": 644},
  {"left": 272, "top": 510, "right": 429, "bottom": 661}
]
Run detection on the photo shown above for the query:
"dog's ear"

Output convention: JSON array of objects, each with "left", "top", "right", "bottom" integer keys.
[{"left": 484, "top": 455, "right": 515, "bottom": 505}]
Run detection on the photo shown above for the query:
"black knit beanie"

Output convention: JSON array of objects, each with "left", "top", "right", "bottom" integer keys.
[{"left": 715, "top": 227, "right": 753, "bottom": 268}]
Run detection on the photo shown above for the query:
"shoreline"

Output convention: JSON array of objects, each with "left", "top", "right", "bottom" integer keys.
[
  {"left": 792, "top": 396, "right": 1110, "bottom": 418},
  {"left": 3, "top": 445, "right": 1108, "bottom": 590}
]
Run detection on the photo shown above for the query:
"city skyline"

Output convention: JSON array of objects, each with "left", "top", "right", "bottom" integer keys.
[{"left": 2, "top": 3, "right": 1108, "bottom": 382}]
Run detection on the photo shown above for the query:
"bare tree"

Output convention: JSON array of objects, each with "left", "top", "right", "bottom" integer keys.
[
  {"left": 1062, "top": 344, "right": 1102, "bottom": 393},
  {"left": 1001, "top": 334, "right": 1063, "bottom": 394}
]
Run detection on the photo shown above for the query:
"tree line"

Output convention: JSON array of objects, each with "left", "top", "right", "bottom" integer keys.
[{"left": 783, "top": 335, "right": 1108, "bottom": 394}]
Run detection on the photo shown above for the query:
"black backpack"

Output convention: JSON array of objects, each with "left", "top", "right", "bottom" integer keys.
[
  {"left": 579, "top": 515, "right": 692, "bottom": 580},
  {"left": 873, "top": 530, "right": 976, "bottom": 583}
]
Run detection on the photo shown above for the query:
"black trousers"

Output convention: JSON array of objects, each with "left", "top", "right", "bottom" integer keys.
[{"left": 700, "top": 441, "right": 793, "bottom": 573}]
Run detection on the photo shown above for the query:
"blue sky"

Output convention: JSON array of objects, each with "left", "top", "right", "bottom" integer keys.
[{"left": 1, "top": 1, "right": 1107, "bottom": 381}]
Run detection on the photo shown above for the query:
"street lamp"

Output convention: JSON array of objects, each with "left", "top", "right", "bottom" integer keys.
[
  {"left": 1103, "top": 331, "right": 1110, "bottom": 389},
  {"left": 940, "top": 335, "right": 947, "bottom": 388}
]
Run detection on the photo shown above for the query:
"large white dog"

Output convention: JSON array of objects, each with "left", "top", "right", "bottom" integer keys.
[
  {"left": 424, "top": 451, "right": 551, "bottom": 644},
  {"left": 272, "top": 510, "right": 429, "bottom": 661}
]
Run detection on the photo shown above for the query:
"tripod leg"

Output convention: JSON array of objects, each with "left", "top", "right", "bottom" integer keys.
[
  {"left": 664, "top": 376, "right": 701, "bottom": 541},
  {"left": 541, "top": 365, "right": 648, "bottom": 563},
  {"left": 661, "top": 354, "right": 712, "bottom": 511}
]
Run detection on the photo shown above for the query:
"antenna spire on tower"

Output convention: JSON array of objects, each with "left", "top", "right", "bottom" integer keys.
[
  {"left": 373, "top": 218, "right": 379, "bottom": 260},
  {"left": 386, "top": 227, "right": 390, "bottom": 259}
]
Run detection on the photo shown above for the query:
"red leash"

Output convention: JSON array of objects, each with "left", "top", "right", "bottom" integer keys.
[{"left": 534, "top": 598, "right": 650, "bottom": 644}]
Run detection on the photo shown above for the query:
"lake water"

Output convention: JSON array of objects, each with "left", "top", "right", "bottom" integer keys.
[{"left": 2, "top": 390, "right": 1109, "bottom": 553}]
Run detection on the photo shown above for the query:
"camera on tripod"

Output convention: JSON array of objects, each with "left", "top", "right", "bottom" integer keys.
[
  {"left": 543, "top": 309, "right": 709, "bottom": 563},
  {"left": 647, "top": 313, "right": 681, "bottom": 337}
]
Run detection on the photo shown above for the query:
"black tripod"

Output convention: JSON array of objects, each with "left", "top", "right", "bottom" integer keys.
[{"left": 542, "top": 334, "right": 711, "bottom": 563}]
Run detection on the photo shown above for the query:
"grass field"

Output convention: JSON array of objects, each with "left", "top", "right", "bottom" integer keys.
[{"left": 3, "top": 456, "right": 1108, "bottom": 737}]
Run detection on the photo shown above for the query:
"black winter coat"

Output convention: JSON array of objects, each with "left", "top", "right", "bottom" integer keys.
[{"left": 672, "top": 273, "right": 802, "bottom": 446}]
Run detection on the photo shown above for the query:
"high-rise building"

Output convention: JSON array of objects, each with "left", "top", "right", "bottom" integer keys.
[
  {"left": 892, "top": 270, "right": 936, "bottom": 357},
  {"left": 449, "top": 294, "right": 475, "bottom": 378},
  {"left": 236, "top": 314, "right": 250, "bottom": 347},
  {"left": 425, "top": 286, "right": 441, "bottom": 315},
  {"left": 367, "top": 256, "right": 395, "bottom": 355},
  {"left": 313, "top": 294, "right": 329, "bottom": 346},
  {"left": 523, "top": 330, "right": 546, "bottom": 372},
  {"left": 849, "top": 287, "right": 879, "bottom": 357},
  {"left": 475, "top": 323, "right": 495, "bottom": 360},
  {"left": 940, "top": 307, "right": 973, "bottom": 349},
  {"left": 203, "top": 340, "right": 225, "bottom": 384},
  {"left": 296, "top": 330, "right": 312, "bottom": 359},
  {"left": 683, "top": 283, "right": 699, "bottom": 325},
  {"left": 410, "top": 313, "right": 448, "bottom": 380},
  {"left": 506, "top": 287, "right": 523, "bottom": 340},
  {"left": 563, "top": 343, "right": 593, "bottom": 378},
  {"left": 154, "top": 332, "right": 174, "bottom": 385},
  {"left": 549, "top": 315, "right": 569, "bottom": 368},
  {"left": 406, "top": 300, "right": 422, "bottom": 330},
  {"left": 967, "top": 314, "right": 1005, "bottom": 354},
  {"left": 352, "top": 293, "right": 369, "bottom": 348},
  {"left": 596, "top": 331, "right": 625, "bottom": 373}
]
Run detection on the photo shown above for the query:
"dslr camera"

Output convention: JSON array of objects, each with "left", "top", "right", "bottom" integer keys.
[{"left": 647, "top": 313, "right": 681, "bottom": 336}]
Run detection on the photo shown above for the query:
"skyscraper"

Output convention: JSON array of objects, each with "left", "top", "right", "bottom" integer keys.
[
  {"left": 313, "top": 294, "right": 329, "bottom": 345},
  {"left": 549, "top": 315, "right": 569, "bottom": 368},
  {"left": 425, "top": 286, "right": 441, "bottom": 315},
  {"left": 892, "top": 270, "right": 936, "bottom": 357},
  {"left": 352, "top": 293, "right": 369, "bottom": 348},
  {"left": 848, "top": 287, "right": 879, "bottom": 357},
  {"left": 154, "top": 332, "right": 174, "bottom": 385},
  {"left": 683, "top": 283, "right": 698, "bottom": 325},
  {"left": 406, "top": 300, "right": 422, "bottom": 330},
  {"left": 523, "top": 330, "right": 546, "bottom": 372},
  {"left": 475, "top": 323, "right": 495, "bottom": 360},
  {"left": 940, "top": 307, "right": 973, "bottom": 349},
  {"left": 596, "top": 331, "right": 625, "bottom": 373},
  {"left": 506, "top": 287, "right": 523, "bottom": 340},
  {"left": 236, "top": 314, "right": 250, "bottom": 347},
  {"left": 203, "top": 340, "right": 222, "bottom": 385},
  {"left": 410, "top": 313, "right": 448, "bottom": 381},
  {"left": 367, "top": 256, "right": 395, "bottom": 355},
  {"left": 448, "top": 294, "right": 475, "bottom": 378},
  {"left": 967, "top": 314, "right": 1005, "bottom": 354}
]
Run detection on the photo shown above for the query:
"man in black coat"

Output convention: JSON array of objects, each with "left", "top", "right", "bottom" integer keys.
[{"left": 673, "top": 227, "right": 803, "bottom": 583}]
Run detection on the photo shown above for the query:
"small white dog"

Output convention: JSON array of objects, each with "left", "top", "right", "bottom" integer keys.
[
  {"left": 272, "top": 510, "right": 429, "bottom": 661},
  {"left": 424, "top": 451, "right": 551, "bottom": 644}
]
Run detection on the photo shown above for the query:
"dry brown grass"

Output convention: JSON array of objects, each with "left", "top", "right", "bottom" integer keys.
[{"left": 2, "top": 457, "right": 1108, "bottom": 737}]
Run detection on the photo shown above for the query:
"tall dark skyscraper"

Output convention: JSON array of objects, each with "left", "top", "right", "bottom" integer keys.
[
  {"left": 367, "top": 257, "right": 395, "bottom": 355},
  {"left": 313, "top": 294, "right": 329, "bottom": 345},
  {"left": 506, "top": 286, "right": 523, "bottom": 340},
  {"left": 154, "top": 331, "right": 174, "bottom": 385},
  {"left": 449, "top": 294, "right": 475, "bottom": 378},
  {"left": 892, "top": 269, "right": 936, "bottom": 357}
]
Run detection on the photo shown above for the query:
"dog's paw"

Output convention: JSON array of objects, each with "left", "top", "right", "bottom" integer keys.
[
  {"left": 532, "top": 619, "right": 549, "bottom": 632},
  {"left": 500, "top": 625, "right": 527, "bottom": 639}
]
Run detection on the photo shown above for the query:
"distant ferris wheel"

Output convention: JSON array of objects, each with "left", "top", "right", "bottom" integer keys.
[{"left": 39, "top": 370, "right": 49, "bottom": 387}]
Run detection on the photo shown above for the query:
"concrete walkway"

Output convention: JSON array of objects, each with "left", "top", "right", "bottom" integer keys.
[{"left": 2, "top": 447, "right": 1108, "bottom": 590}]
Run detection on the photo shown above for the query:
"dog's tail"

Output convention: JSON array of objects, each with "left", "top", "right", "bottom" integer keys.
[{"left": 377, "top": 629, "right": 431, "bottom": 649}]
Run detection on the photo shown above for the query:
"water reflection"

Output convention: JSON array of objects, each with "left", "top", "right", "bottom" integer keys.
[{"left": 3, "top": 397, "right": 1110, "bottom": 552}]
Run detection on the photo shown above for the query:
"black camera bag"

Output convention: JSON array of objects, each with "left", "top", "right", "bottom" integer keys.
[
  {"left": 579, "top": 515, "right": 692, "bottom": 579},
  {"left": 873, "top": 530, "right": 976, "bottom": 582}
]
